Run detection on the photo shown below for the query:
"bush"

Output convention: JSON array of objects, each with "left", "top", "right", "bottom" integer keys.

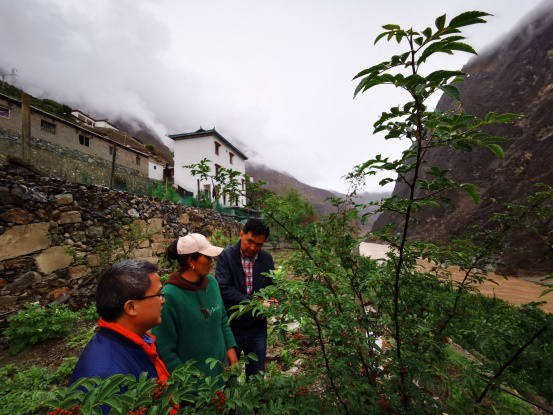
[
  {"left": 147, "top": 181, "right": 181, "bottom": 203},
  {"left": 209, "top": 229, "right": 239, "bottom": 249},
  {"left": 79, "top": 303, "right": 99, "bottom": 323},
  {"left": 6, "top": 303, "right": 80, "bottom": 354},
  {"left": 0, "top": 358, "right": 77, "bottom": 415}
]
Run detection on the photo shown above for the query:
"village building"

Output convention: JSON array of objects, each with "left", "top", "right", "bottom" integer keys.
[
  {"left": 72, "top": 109, "right": 167, "bottom": 182},
  {"left": 71, "top": 110, "right": 118, "bottom": 130},
  {"left": 169, "top": 128, "right": 248, "bottom": 206},
  {"left": 0, "top": 93, "right": 150, "bottom": 192},
  {"left": 148, "top": 156, "right": 165, "bottom": 181}
]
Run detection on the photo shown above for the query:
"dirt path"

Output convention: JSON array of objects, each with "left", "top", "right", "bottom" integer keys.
[{"left": 360, "top": 243, "right": 553, "bottom": 313}]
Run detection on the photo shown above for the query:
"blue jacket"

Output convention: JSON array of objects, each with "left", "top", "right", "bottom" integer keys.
[
  {"left": 215, "top": 242, "right": 274, "bottom": 334},
  {"left": 70, "top": 327, "right": 158, "bottom": 384}
]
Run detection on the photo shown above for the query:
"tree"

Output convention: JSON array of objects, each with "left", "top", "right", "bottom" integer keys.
[{"left": 185, "top": 158, "right": 246, "bottom": 208}]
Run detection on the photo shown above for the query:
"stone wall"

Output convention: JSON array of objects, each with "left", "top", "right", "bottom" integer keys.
[{"left": 0, "top": 162, "right": 241, "bottom": 315}]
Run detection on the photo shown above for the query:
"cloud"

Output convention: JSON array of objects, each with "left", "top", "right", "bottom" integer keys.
[{"left": 0, "top": 0, "right": 546, "bottom": 193}]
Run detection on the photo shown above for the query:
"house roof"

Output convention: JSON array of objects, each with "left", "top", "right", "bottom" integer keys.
[
  {"left": 0, "top": 93, "right": 148, "bottom": 158},
  {"left": 71, "top": 110, "right": 118, "bottom": 129},
  {"left": 168, "top": 128, "right": 248, "bottom": 160}
]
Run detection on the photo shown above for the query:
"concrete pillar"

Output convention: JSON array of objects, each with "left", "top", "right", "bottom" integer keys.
[{"left": 21, "top": 92, "right": 31, "bottom": 162}]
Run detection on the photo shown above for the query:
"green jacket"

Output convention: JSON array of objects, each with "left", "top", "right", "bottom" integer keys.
[{"left": 152, "top": 274, "right": 237, "bottom": 379}]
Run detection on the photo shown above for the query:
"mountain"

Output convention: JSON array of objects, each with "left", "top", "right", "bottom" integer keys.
[
  {"left": 372, "top": 8, "right": 553, "bottom": 277},
  {"left": 246, "top": 163, "right": 339, "bottom": 216},
  {"left": 246, "top": 162, "right": 388, "bottom": 228}
]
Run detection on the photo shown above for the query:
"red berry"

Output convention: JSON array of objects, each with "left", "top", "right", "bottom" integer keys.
[{"left": 378, "top": 397, "right": 390, "bottom": 411}]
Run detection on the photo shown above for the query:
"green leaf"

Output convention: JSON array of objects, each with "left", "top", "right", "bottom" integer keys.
[
  {"left": 374, "top": 32, "right": 388, "bottom": 45},
  {"left": 539, "top": 286, "right": 553, "bottom": 297},
  {"left": 352, "top": 62, "right": 389, "bottom": 80},
  {"left": 382, "top": 24, "right": 400, "bottom": 30},
  {"left": 461, "top": 183, "right": 480, "bottom": 204},
  {"left": 453, "top": 141, "right": 473, "bottom": 153},
  {"left": 449, "top": 11, "right": 491, "bottom": 29},
  {"left": 478, "top": 137, "right": 509, "bottom": 144},
  {"left": 439, "top": 85, "right": 461, "bottom": 102},
  {"left": 435, "top": 14, "right": 446, "bottom": 30},
  {"left": 101, "top": 396, "right": 123, "bottom": 414},
  {"left": 279, "top": 328, "right": 288, "bottom": 344},
  {"left": 494, "top": 113, "right": 522, "bottom": 123},
  {"left": 426, "top": 70, "right": 465, "bottom": 82},
  {"left": 423, "top": 200, "right": 441, "bottom": 208},
  {"left": 446, "top": 42, "right": 477, "bottom": 55},
  {"left": 417, "top": 36, "right": 467, "bottom": 63},
  {"left": 486, "top": 144, "right": 505, "bottom": 159},
  {"left": 246, "top": 352, "right": 259, "bottom": 362}
]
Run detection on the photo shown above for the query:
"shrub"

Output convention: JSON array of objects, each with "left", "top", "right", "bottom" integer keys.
[
  {"left": 147, "top": 180, "right": 181, "bottom": 203},
  {"left": 6, "top": 303, "right": 80, "bottom": 354},
  {"left": 0, "top": 358, "right": 77, "bottom": 415},
  {"left": 79, "top": 303, "right": 99, "bottom": 323}
]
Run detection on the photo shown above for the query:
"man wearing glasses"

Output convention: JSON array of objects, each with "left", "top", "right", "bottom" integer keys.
[
  {"left": 70, "top": 259, "right": 169, "bottom": 385},
  {"left": 216, "top": 218, "right": 276, "bottom": 380}
]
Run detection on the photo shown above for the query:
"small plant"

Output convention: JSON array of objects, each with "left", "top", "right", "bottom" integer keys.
[
  {"left": 80, "top": 170, "right": 93, "bottom": 185},
  {"left": 0, "top": 358, "right": 78, "bottom": 415},
  {"left": 6, "top": 303, "right": 80, "bottom": 354},
  {"left": 159, "top": 273, "right": 170, "bottom": 284},
  {"left": 147, "top": 180, "right": 181, "bottom": 203},
  {"left": 79, "top": 303, "right": 99, "bottom": 323},
  {"left": 67, "top": 326, "right": 97, "bottom": 349},
  {"left": 209, "top": 229, "right": 239, "bottom": 249}
]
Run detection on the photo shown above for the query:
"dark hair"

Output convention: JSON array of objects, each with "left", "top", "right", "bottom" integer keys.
[
  {"left": 95, "top": 259, "right": 158, "bottom": 322},
  {"left": 166, "top": 240, "right": 202, "bottom": 271},
  {"left": 243, "top": 218, "right": 270, "bottom": 239}
]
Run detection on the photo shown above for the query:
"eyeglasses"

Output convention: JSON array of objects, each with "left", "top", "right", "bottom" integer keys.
[{"left": 134, "top": 293, "right": 165, "bottom": 301}]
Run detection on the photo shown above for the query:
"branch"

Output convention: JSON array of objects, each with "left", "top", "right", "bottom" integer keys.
[{"left": 475, "top": 324, "right": 548, "bottom": 404}]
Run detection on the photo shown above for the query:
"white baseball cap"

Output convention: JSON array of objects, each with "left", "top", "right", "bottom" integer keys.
[{"left": 176, "top": 233, "right": 224, "bottom": 257}]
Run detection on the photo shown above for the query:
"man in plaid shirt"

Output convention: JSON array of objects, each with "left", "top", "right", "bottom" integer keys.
[{"left": 216, "top": 219, "right": 276, "bottom": 379}]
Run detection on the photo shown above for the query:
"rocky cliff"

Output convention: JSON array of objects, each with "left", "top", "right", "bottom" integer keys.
[{"left": 373, "top": 8, "right": 553, "bottom": 277}]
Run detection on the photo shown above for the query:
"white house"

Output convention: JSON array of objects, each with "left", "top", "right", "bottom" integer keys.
[
  {"left": 71, "top": 110, "right": 118, "bottom": 130},
  {"left": 148, "top": 157, "right": 165, "bottom": 181},
  {"left": 168, "top": 128, "right": 248, "bottom": 207}
]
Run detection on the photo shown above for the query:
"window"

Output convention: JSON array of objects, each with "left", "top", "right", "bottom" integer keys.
[
  {"left": 215, "top": 164, "right": 221, "bottom": 175},
  {"left": 214, "top": 141, "right": 221, "bottom": 155},
  {"left": 41, "top": 120, "right": 56, "bottom": 134},
  {"left": 229, "top": 152, "right": 234, "bottom": 165},
  {"left": 153, "top": 165, "right": 157, "bottom": 170},
  {"left": 109, "top": 146, "right": 117, "bottom": 156},
  {"left": 136, "top": 156, "right": 141, "bottom": 165},
  {"left": 0, "top": 105, "right": 9, "bottom": 119},
  {"left": 79, "top": 135, "right": 90, "bottom": 147}
]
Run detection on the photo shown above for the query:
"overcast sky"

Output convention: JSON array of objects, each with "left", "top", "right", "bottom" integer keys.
[{"left": 0, "top": 0, "right": 547, "bottom": 193}]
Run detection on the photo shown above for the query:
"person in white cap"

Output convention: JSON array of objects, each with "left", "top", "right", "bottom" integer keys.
[{"left": 151, "top": 233, "right": 238, "bottom": 382}]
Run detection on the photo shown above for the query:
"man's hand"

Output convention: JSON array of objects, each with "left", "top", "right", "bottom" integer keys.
[
  {"left": 262, "top": 298, "right": 279, "bottom": 308},
  {"left": 227, "top": 347, "right": 238, "bottom": 366}
]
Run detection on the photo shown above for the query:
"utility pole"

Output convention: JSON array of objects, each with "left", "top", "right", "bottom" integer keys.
[
  {"left": 109, "top": 146, "right": 117, "bottom": 189},
  {"left": 21, "top": 92, "right": 31, "bottom": 162},
  {"left": 10, "top": 68, "right": 17, "bottom": 86}
]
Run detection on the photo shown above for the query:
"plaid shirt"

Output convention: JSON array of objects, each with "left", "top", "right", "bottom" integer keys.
[{"left": 241, "top": 252, "right": 258, "bottom": 295}]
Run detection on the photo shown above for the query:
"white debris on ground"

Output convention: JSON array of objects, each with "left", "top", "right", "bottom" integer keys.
[{"left": 359, "top": 242, "right": 390, "bottom": 260}]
